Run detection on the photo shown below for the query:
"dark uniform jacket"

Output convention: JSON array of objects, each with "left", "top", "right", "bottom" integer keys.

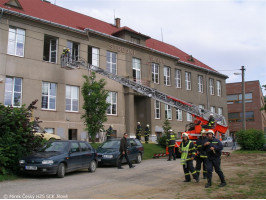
[
  {"left": 144, "top": 127, "right": 150, "bottom": 136},
  {"left": 119, "top": 137, "right": 128, "bottom": 153},
  {"left": 195, "top": 137, "right": 207, "bottom": 158},
  {"left": 180, "top": 140, "right": 196, "bottom": 159},
  {"left": 202, "top": 137, "right": 223, "bottom": 160},
  {"left": 167, "top": 133, "right": 176, "bottom": 147}
]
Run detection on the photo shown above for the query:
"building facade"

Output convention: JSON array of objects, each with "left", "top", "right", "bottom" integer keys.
[
  {"left": 0, "top": 0, "right": 228, "bottom": 140},
  {"left": 227, "top": 81, "right": 266, "bottom": 134}
]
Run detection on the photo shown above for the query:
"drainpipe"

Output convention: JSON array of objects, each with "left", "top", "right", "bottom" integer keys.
[{"left": 206, "top": 70, "right": 210, "bottom": 109}]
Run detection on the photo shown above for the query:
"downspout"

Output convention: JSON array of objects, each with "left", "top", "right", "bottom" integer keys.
[{"left": 206, "top": 70, "right": 210, "bottom": 109}]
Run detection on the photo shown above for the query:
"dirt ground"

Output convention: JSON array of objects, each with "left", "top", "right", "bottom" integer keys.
[{"left": 1, "top": 151, "right": 265, "bottom": 199}]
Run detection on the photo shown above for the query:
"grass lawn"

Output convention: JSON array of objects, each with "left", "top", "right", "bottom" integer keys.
[{"left": 0, "top": 174, "right": 18, "bottom": 182}]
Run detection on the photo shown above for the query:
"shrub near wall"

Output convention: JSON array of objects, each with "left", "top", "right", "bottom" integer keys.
[
  {"left": 236, "top": 129, "right": 265, "bottom": 150},
  {"left": 0, "top": 102, "right": 43, "bottom": 174}
]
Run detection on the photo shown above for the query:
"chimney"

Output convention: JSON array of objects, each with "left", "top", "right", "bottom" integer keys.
[{"left": 115, "top": 18, "right": 121, "bottom": 28}]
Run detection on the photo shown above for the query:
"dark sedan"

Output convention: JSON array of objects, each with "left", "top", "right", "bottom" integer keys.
[
  {"left": 19, "top": 140, "right": 98, "bottom": 178},
  {"left": 97, "top": 138, "right": 144, "bottom": 166}
]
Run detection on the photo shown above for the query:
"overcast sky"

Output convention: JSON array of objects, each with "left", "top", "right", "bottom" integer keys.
[{"left": 56, "top": 0, "right": 266, "bottom": 95}]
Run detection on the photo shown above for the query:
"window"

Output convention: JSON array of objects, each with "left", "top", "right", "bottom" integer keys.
[
  {"left": 70, "top": 142, "right": 80, "bottom": 152},
  {"left": 66, "top": 85, "right": 79, "bottom": 112},
  {"left": 131, "top": 37, "right": 140, "bottom": 44},
  {"left": 67, "top": 41, "right": 79, "bottom": 61},
  {"left": 107, "top": 92, "right": 117, "bottom": 115},
  {"left": 228, "top": 112, "right": 254, "bottom": 122},
  {"left": 218, "top": 107, "right": 223, "bottom": 115},
  {"left": 217, "top": 81, "right": 222, "bottom": 96},
  {"left": 106, "top": 51, "right": 117, "bottom": 74},
  {"left": 164, "top": 66, "right": 171, "bottom": 86},
  {"left": 209, "top": 78, "right": 214, "bottom": 95},
  {"left": 7, "top": 27, "right": 25, "bottom": 57},
  {"left": 175, "top": 69, "right": 181, "bottom": 88},
  {"left": 133, "top": 58, "right": 141, "bottom": 83},
  {"left": 198, "top": 75, "right": 203, "bottom": 93},
  {"left": 80, "top": 142, "right": 90, "bottom": 152},
  {"left": 165, "top": 105, "right": 172, "bottom": 120},
  {"left": 88, "top": 46, "right": 99, "bottom": 67},
  {"left": 176, "top": 109, "right": 182, "bottom": 121},
  {"left": 199, "top": 104, "right": 205, "bottom": 109},
  {"left": 44, "top": 128, "right": 54, "bottom": 134},
  {"left": 155, "top": 100, "right": 160, "bottom": 119},
  {"left": 187, "top": 113, "right": 192, "bottom": 122},
  {"left": 227, "top": 93, "right": 253, "bottom": 104},
  {"left": 185, "top": 72, "right": 191, "bottom": 90},
  {"left": 4, "top": 77, "right": 22, "bottom": 107},
  {"left": 210, "top": 106, "right": 215, "bottom": 113},
  {"left": 152, "top": 63, "right": 159, "bottom": 84},
  {"left": 42, "top": 82, "right": 56, "bottom": 110},
  {"left": 43, "top": 35, "right": 58, "bottom": 63}
]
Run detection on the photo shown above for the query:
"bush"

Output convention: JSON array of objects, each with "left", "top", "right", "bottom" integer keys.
[
  {"left": 0, "top": 101, "right": 44, "bottom": 174},
  {"left": 158, "top": 134, "right": 168, "bottom": 148},
  {"left": 236, "top": 129, "right": 265, "bottom": 150}
]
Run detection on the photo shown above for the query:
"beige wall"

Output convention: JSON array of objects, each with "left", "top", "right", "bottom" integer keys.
[{"left": 0, "top": 14, "right": 228, "bottom": 140}]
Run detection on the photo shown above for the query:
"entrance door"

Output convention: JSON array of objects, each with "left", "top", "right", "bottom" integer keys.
[{"left": 68, "top": 129, "right": 78, "bottom": 140}]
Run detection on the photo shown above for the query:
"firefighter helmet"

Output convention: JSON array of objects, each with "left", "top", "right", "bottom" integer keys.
[
  {"left": 206, "top": 130, "right": 214, "bottom": 135},
  {"left": 201, "top": 129, "right": 206, "bottom": 136},
  {"left": 182, "top": 132, "right": 188, "bottom": 138}
]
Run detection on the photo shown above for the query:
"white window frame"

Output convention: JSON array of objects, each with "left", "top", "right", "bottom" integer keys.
[
  {"left": 187, "top": 113, "right": 192, "bottom": 122},
  {"left": 152, "top": 63, "right": 159, "bottom": 84},
  {"left": 67, "top": 40, "right": 80, "bottom": 61},
  {"left": 218, "top": 107, "right": 223, "bottom": 115},
  {"left": 176, "top": 109, "right": 182, "bottom": 121},
  {"left": 210, "top": 106, "right": 216, "bottom": 113},
  {"left": 65, "top": 85, "right": 79, "bottom": 112},
  {"left": 7, "top": 27, "right": 25, "bottom": 57},
  {"left": 88, "top": 46, "right": 100, "bottom": 67},
  {"left": 209, "top": 78, "right": 214, "bottom": 95},
  {"left": 155, "top": 100, "right": 161, "bottom": 119},
  {"left": 44, "top": 128, "right": 55, "bottom": 134},
  {"left": 132, "top": 58, "right": 141, "bottom": 83},
  {"left": 106, "top": 51, "right": 117, "bottom": 75},
  {"left": 175, "top": 69, "right": 181, "bottom": 88},
  {"left": 185, "top": 72, "right": 191, "bottom": 90},
  {"left": 164, "top": 66, "right": 171, "bottom": 86},
  {"left": 4, "top": 77, "right": 22, "bottom": 107},
  {"left": 165, "top": 104, "right": 172, "bottom": 120},
  {"left": 217, "top": 80, "right": 222, "bottom": 97},
  {"left": 43, "top": 35, "right": 58, "bottom": 63},
  {"left": 42, "top": 82, "right": 57, "bottom": 110},
  {"left": 198, "top": 75, "right": 203, "bottom": 93},
  {"left": 107, "top": 91, "right": 117, "bottom": 115}
]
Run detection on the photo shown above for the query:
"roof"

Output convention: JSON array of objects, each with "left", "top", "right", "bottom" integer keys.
[{"left": 0, "top": 0, "right": 222, "bottom": 75}]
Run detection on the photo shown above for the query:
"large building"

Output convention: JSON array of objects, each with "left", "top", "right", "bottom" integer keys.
[
  {"left": 227, "top": 81, "right": 266, "bottom": 134},
  {"left": 0, "top": 0, "right": 228, "bottom": 140}
]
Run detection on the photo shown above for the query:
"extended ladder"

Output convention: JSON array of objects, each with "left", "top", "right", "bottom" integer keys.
[{"left": 61, "top": 55, "right": 227, "bottom": 129}]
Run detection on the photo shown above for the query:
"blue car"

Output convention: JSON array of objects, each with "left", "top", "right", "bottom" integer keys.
[
  {"left": 19, "top": 140, "right": 98, "bottom": 178},
  {"left": 97, "top": 138, "right": 144, "bottom": 166}
]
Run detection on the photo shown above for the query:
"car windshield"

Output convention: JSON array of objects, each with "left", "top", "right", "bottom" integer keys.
[
  {"left": 40, "top": 141, "right": 68, "bottom": 152},
  {"left": 100, "top": 140, "right": 120, "bottom": 148}
]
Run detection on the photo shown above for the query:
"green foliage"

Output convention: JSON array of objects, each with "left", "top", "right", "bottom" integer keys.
[
  {"left": 0, "top": 101, "right": 44, "bottom": 175},
  {"left": 158, "top": 119, "right": 173, "bottom": 148},
  {"left": 142, "top": 143, "right": 165, "bottom": 160},
  {"left": 261, "top": 85, "right": 266, "bottom": 112},
  {"left": 236, "top": 129, "right": 265, "bottom": 150},
  {"left": 162, "top": 118, "right": 172, "bottom": 134},
  {"left": 157, "top": 134, "right": 168, "bottom": 148},
  {"left": 81, "top": 72, "right": 110, "bottom": 143}
]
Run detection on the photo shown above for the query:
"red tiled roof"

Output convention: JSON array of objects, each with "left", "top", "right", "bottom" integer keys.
[{"left": 0, "top": 0, "right": 216, "bottom": 73}]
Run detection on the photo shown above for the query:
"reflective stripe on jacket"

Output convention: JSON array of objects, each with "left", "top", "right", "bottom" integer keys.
[{"left": 180, "top": 140, "right": 196, "bottom": 165}]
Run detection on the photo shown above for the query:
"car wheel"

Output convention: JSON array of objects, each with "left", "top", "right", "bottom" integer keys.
[
  {"left": 57, "top": 163, "right": 65, "bottom": 178},
  {"left": 88, "top": 160, "right": 97, "bottom": 172},
  {"left": 135, "top": 153, "right": 142, "bottom": 163}
]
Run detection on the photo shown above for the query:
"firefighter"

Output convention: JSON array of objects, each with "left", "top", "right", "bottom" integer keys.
[
  {"left": 166, "top": 129, "right": 176, "bottom": 161},
  {"left": 195, "top": 129, "right": 208, "bottom": 179},
  {"left": 144, "top": 124, "right": 150, "bottom": 144},
  {"left": 106, "top": 125, "right": 113, "bottom": 140},
  {"left": 202, "top": 114, "right": 215, "bottom": 129},
  {"left": 136, "top": 122, "right": 142, "bottom": 141},
  {"left": 203, "top": 130, "right": 226, "bottom": 188},
  {"left": 179, "top": 132, "right": 199, "bottom": 182}
]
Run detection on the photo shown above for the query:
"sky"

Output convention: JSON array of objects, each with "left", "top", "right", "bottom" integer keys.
[{"left": 55, "top": 0, "right": 266, "bottom": 95}]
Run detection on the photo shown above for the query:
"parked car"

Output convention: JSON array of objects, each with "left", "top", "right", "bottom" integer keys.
[
  {"left": 222, "top": 137, "right": 233, "bottom": 147},
  {"left": 19, "top": 140, "right": 97, "bottom": 178},
  {"left": 33, "top": 125, "right": 61, "bottom": 141},
  {"left": 97, "top": 138, "right": 144, "bottom": 166}
]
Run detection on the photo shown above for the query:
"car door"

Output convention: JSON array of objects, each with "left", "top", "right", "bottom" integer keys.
[
  {"left": 68, "top": 141, "right": 83, "bottom": 170},
  {"left": 79, "top": 142, "right": 93, "bottom": 168},
  {"left": 127, "top": 139, "right": 138, "bottom": 161}
]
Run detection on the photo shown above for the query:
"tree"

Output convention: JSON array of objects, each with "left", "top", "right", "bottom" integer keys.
[
  {"left": 162, "top": 118, "right": 172, "bottom": 134},
  {"left": 236, "top": 129, "right": 264, "bottom": 150},
  {"left": 261, "top": 85, "right": 266, "bottom": 112},
  {"left": 81, "top": 72, "right": 110, "bottom": 143},
  {"left": 0, "top": 100, "right": 43, "bottom": 174},
  {"left": 158, "top": 119, "right": 172, "bottom": 148}
]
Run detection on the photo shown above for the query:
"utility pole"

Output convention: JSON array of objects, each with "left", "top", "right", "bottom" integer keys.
[{"left": 241, "top": 66, "right": 246, "bottom": 130}]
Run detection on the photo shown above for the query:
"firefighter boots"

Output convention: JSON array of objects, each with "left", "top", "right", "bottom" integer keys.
[{"left": 205, "top": 179, "right": 212, "bottom": 188}]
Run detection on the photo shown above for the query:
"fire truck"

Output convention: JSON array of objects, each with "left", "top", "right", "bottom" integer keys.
[{"left": 61, "top": 52, "right": 228, "bottom": 155}]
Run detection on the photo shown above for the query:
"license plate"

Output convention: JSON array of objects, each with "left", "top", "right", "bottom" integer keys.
[{"left": 25, "top": 166, "right": 37, "bottom": 170}]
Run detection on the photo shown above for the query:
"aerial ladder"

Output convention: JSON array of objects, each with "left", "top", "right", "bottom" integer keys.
[{"left": 61, "top": 52, "right": 228, "bottom": 155}]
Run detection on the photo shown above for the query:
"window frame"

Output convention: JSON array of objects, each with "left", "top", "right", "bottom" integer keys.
[
  {"left": 217, "top": 80, "right": 222, "bottom": 97},
  {"left": 42, "top": 82, "right": 57, "bottom": 110},
  {"left": 132, "top": 58, "right": 141, "bottom": 83},
  {"left": 185, "top": 72, "right": 191, "bottom": 90},
  {"left": 106, "top": 51, "right": 117, "bottom": 75},
  {"left": 198, "top": 75, "right": 203, "bottom": 93},
  {"left": 67, "top": 40, "right": 80, "bottom": 62},
  {"left": 65, "top": 85, "right": 79, "bottom": 112},
  {"left": 175, "top": 69, "right": 181, "bottom": 88},
  {"left": 4, "top": 77, "right": 22, "bottom": 107},
  {"left": 209, "top": 78, "right": 214, "bottom": 95},
  {"left": 155, "top": 100, "right": 161, "bottom": 119},
  {"left": 43, "top": 34, "right": 58, "bottom": 63},
  {"left": 88, "top": 46, "right": 100, "bottom": 67},
  {"left": 165, "top": 104, "right": 172, "bottom": 120},
  {"left": 7, "top": 26, "right": 25, "bottom": 57},
  {"left": 176, "top": 109, "right": 182, "bottom": 121},
  {"left": 152, "top": 63, "right": 159, "bottom": 84},
  {"left": 164, "top": 66, "right": 171, "bottom": 86},
  {"left": 107, "top": 91, "right": 117, "bottom": 115}
]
